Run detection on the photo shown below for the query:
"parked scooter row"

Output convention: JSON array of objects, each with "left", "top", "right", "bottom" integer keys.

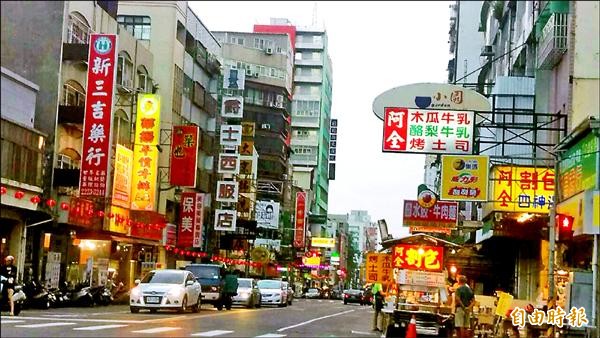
[{"left": 23, "top": 281, "right": 116, "bottom": 309}]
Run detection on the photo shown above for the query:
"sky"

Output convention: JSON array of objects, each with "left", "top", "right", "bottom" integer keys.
[{"left": 189, "top": 1, "right": 452, "bottom": 238}]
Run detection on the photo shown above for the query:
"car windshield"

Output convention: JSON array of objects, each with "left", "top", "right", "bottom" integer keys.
[
  {"left": 347, "top": 289, "right": 361, "bottom": 295},
  {"left": 257, "top": 280, "right": 281, "bottom": 289},
  {"left": 141, "top": 271, "right": 184, "bottom": 284},
  {"left": 186, "top": 265, "right": 220, "bottom": 279},
  {"left": 308, "top": 288, "right": 318, "bottom": 293},
  {"left": 238, "top": 279, "right": 252, "bottom": 288}
]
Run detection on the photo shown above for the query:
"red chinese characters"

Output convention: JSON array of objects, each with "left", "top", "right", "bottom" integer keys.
[
  {"left": 79, "top": 34, "right": 118, "bottom": 197},
  {"left": 403, "top": 200, "right": 458, "bottom": 228},
  {"left": 382, "top": 107, "right": 474, "bottom": 155},
  {"left": 392, "top": 244, "right": 444, "bottom": 272},
  {"left": 169, "top": 126, "right": 199, "bottom": 187}
]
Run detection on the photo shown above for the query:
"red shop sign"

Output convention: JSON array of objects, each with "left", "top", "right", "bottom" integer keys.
[
  {"left": 79, "top": 34, "right": 118, "bottom": 197},
  {"left": 294, "top": 192, "right": 306, "bottom": 248},
  {"left": 403, "top": 200, "right": 458, "bottom": 228},
  {"left": 169, "top": 126, "right": 199, "bottom": 187},
  {"left": 392, "top": 244, "right": 444, "bottom": 272},
  {"left": 177, "top": 192, "right": 203, "bottom": 248}
]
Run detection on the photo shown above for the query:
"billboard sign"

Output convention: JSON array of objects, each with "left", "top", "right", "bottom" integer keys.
[
  {"left": 218, "top": 153, "right": 240, "bottom": 175},
  {"left": 112, "top": 145, "right": 133, "bottom": 208},
  {"left": 214, "top": 209, "right": 236, "bottom": 232},
  {"left": 223, "top": 67, "right": 245, "bottom": 90},
  {"left": 216, "top": 181, "right": 238, "bottom": 203},
  {"left": 220, "top": 124, "right": 243, "bottom": 147},
  {"left": 255, "top": 200, "right": 280, "bottom": 229},
  {"left": 382, "top": 107, "right": 474, "bottom": 154},
  {"left": 558, "top": 132, "right": 597, "bottom": 201},
  {"left": 311, "top": 237, "right": 335, "bottom": 248},
  {"left": 440, "top": 155, "right": 489, "bottom": 201},
  {"left": 365, "top": 253, "right": 393, "bottom": 284},
  {"left": 169, "top": 125, "right": 199, "bottom": 187},
  {"left": 131, "top": 94, "right": 161, "bottom": 211},
  {"left": 293, "top": 192, "right": 307, "bottom": 248},
  {"left": 392, "top": 244, "right": 444, "bottom": 272},
  {"left": 403, "top": 200, "right": 458, "bottom": 228},
  {"left": 177, "top": 193, "right": 204, "bottom": 248},
  {"left": 222, "top": 96, "right": 244, "bottom": 119},
  {"left": 79, "top": 34, "right": 118, "bottom": 197}
]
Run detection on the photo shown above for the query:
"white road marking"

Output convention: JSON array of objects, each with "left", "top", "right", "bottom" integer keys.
[
  {"left": 14, "top": 316, "right": 143, "bottom": 324},
  {"left": 351, "top": 330, "right": 376, "bottom": 335},
  {"left": 0, "top": 320, "right": 25, "bottom": 324},
  {"left": 15, "top": 322, "right": 76, "bottom": 328},
  {"left": 131, "top": 326, "right": 181, "bottom": 334},
  {"left": 73, "top": 324, "right": 129, "bottom": 331},
  {"left": 191, "top": 330, "right": 234, "bottom": 336},
  {"left": 276, "top": 309, "right": 355, "bottom": 332},
  {"left": 255, "top": 334, "right": 286, "bottom": 338}
]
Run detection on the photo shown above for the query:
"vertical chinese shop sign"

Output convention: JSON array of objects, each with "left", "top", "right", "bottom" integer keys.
[
  {"left": 131, "top": 94, "right": 160, "bottom": 211},
  {"left": 79, "top": 34, "right": 118, "bottom": 197},
  {"left": 294, "top": 191, "right": 307, "bottom": 248},
  {"left": 170, "top": 125, "right": 199, "bottom": 187},
  {"left": 178, "top": 192, "right": 203, "bottom": 248},
  {"left": 112, "top": 145, "right": 133, "bottom": 208}
]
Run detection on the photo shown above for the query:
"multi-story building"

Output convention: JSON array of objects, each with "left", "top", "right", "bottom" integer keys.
[
  {"left": 118, "top": 1, "right": 222, "bottom": 260},
  {"left": 254, "top": 18, "right": 334, "bottom": 220},
  {"left": 447, "top": 1, "right": 485, "bottom": 84}
]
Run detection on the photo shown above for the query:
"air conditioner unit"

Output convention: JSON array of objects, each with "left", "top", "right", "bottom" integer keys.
[
  {"left": 265, "top": 48, "right": 273, "bottom": 54},
  {"left": 245, "top": 68, "right": 253, "bottom": 76},
  {"left": 276, "top": 102, "right": 284, "bottom": 108},
  {"left": 261, "top": 123, "right": 271, "bottom": 130},
  {"left": 268, "top": 102, "right": 276, "bottom": 107},
  {"left": 254, "top": 72, "right": 259, "bottom": 77}
]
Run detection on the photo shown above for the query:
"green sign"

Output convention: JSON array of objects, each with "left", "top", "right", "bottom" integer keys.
[{"left": 558, "top": 133, "right": 598, "bottom": 201}]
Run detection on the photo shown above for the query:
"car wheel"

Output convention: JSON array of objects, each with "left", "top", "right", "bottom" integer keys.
[
  {"left": 256, "top": 296, "right": 262, "bottom": 308},
  {"left": 246, "top": 296, "right": 254, "bottom": 309},
  {"left": 178, "top": 296, "right": 188, "bottom": 313},
  {"left": 344, "top": 300, "right": 348, "bottom": 305},
  {"left": 130, "top": 306, "right": 140, "bottom": 313}
]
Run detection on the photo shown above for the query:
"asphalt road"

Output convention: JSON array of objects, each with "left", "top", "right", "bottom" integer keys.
[{"left": 1, "top": 299, "right": 382, "bottom": 337}]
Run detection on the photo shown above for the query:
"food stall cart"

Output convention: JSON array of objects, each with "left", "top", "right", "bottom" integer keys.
[{"left": 378, "top": 234, "right": 461, "bottom": 338}]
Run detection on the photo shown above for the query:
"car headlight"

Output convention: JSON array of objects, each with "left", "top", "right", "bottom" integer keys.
[
  {"left": 168, "top": 287, "right": 182, "bottom": 297},
  {"left": 239, "top": 292, "right": 249, "bottom": 299},
  {"left": 131, "top": 287, "right": 141, "bottom": 298},
  {"left": 210, "top": 286, "right": 218, "bottom": 292}
]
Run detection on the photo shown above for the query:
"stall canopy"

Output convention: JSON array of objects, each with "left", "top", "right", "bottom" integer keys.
[{"left": 380, "top": 233, "right": 461, "bottom": 251}]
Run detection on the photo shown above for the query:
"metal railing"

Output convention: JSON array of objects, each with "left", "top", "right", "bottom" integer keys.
[{"left": 537, "top": 13, "right": 568, "bottom": 69}]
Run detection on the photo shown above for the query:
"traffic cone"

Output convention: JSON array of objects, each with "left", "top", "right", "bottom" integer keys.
[{"left": 405, "top": 315, "right": 417, "bottom": 338}]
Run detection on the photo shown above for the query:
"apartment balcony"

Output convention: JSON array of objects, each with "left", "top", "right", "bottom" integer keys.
[
  {"left": 294, "top": 74, "right": 322, "bottom": 83},
  {"left": 63, "top": 19, "right": 90, "bottom": 62},
  {"left": 0, "top": 118, "right": 46, "bottom": 188},
  {"left": 53, "top": 168, "right": 80, "bottom": 187},
  {"left": 295, "top": 41, "right": 324, "bottom": 50},
  {"left": 62, "top": 43, "right": 89, "bottom": 62},
  {"left": 291, "top": 115, "right": 320, "bottom": 128},
  {"left": 537, "top": 13, "right": 568, "bottom": 70},
  {"left": 295, "top": 58, "right": 323, "bottom": 67},
  {"left": 58, "top": 104, "right": 85, "bottom": 124},
  {"left": 290, "top": 153, "right": 318, "bottom": 166},
  {"left": 199, "top": 129, "right": 215, "bottom": 154},
  {"left": 205, "top": 94, "right": 218, "bottom": 117},
  {"left": 206, "top": 54, "right": 221, "bottom": 76},
  {"left": 291, "top": 134, "right": 319, "bottom": 147}
]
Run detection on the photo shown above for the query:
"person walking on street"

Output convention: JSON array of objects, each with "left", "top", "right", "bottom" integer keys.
[
  {"left": 223, "top": 269, "right": 239, "bottom": 310},
  {"left": 372, "top": 282, "right": 385, "bottom": 332},
  {"left": 454, "top": 275, "right": 474, "bottom": 338},
  {"left": 1, "top": 255, "right": 18, "bottom": 316}
]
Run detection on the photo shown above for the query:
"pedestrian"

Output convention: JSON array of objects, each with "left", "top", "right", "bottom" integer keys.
[
  {"left": 1, "top": 255, "right": 18, "bottom": 316},
  {"left": 371, "top": 282, "right": 385, "bottom": 332},
  {"left": 454, "top": 275, "right": 474, "bottom": 338}
]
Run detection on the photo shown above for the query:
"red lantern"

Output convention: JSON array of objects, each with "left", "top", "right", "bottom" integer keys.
[
  {"left": 46, "top": 198, "right": 57, "bottom": 207},
  {"left": 0, "top": 186, "right": 6, "bottom": 195},
  {"left": 60, "top": 202, "right": 70, "bottom": 211},
  {"left": 14, "top": 190, "right": 25, "bottom": 199},
  {"left": 97, "top": 210, "right": 105, "bottom": 217},
  {"left": 30, "top": 195, "right": 41, "bottom": 204},
  {"left": 107, "top": 212, "right": 115, "bottom": 219},
  {"left": 173, "top": 248, "right": 179, "bottom": 254},
  {"left": 87, "top": 209, "right": 94, "bottom": 216}
]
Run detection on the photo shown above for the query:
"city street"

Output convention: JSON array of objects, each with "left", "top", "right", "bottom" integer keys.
[{"left": 1, "top": 299, "right": 381, "bottom": 337}]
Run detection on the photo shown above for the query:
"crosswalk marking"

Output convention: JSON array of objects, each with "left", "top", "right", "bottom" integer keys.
[
  {"left": 255, "top": 334, "right": 286, "bottom": 338},
  {"left": 73, "top": 324, "right": 129, "bottom": 331},
  {"left": 15, "top": 322, "right": 76, "bottom": 328},
  {"left": 191, "top": 330, "right": 234, "bottom": 336},
  {"left": 0, "top": 320, "right": 25, "bottom": 324},
  {"left": 131, "top": 327, "right": 181, "bottom": 334}
]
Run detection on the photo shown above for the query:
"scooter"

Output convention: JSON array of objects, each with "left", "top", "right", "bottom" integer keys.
[
  {"left": 64, "top": 282, "right": 94, "bottom": 307},
  {"left": 90, "top": 285, "right": 112, "bottom": 306},
  {"left": 23, "top": 280, "right": 53, "bottom": 309}
]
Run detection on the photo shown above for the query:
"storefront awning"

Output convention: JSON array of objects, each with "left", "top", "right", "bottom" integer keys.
[{"left": 110, "top": 235, "right": 159, "bottom": 247}]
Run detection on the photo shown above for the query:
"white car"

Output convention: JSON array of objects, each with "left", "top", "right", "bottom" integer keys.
[
  {"left": 257, "top": 279, "right": 287, "bottom": 307},
  {"left": 232, "top": 278, "right": 261, "bottom": 308},
  {"left": 130, "top": 269, "right": 202, "bottom": 313}
]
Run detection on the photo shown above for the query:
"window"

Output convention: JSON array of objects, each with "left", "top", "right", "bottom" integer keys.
[
  {"left": 253, "top": 38, "right": 273, "bottom": 50},
  {"left": 313, "top": 35, "right": 323, "bottom": 44},
  {"left": 117, "top": 52, "right": 133, "bottom": 87},
  {"left": 176, "top": 21, "right": 185, "bottom": 45},
  {"left": 62, "top": 81, "right": 85, "bottom": 107},
  {"left": 67, "top": 13, "right": 90, "bottom": 44},
  {"left": 172, "top": 65, "right": 183, "bottom": 115},
  {"left": 117, "top": 15, "right": 151, "bottom": 40},
  {"left": 229, "top": 36, "right": 244, "bottom": 45},
  {"left": 137, "top": 66, "right": 150, "bottom": 92},
  {"left": 112, "top": 110, "right": 130, "bottom": 146}
]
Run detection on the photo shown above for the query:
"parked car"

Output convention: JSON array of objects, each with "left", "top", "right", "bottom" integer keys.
[
  {"left": 362, "top": 287, "right": 373, "bottom": 306},
  {"left": 185, "top": 263, "right": 224, "bottom": 310},
  {"left": 257, "top": 279, "right": 287, "bottom": 307},
  {"left": 129, "top": 269, "right": 201, "bottom": 313},
  {"left": 282, "top": 281, "right": 293, "bottom": 305},
  {"left": 304, "top": 288, "right": 321, "bottom": 299},
  {"left": 343, "top": 289, "right": 364, "bottom": 305},
  {"left": 232, "top": 278, "right": 261, "bottom": 308}
]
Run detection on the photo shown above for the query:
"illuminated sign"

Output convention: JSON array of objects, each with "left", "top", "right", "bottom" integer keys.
[
  {"left": 310, "top": 237, "right": 335, "bottom": 248},
  {"left": 112, "top": 145, "right": 133, "bottom": 208},
  {"left": 391, "top": 244, "right": 444, "bottom": 272},
  {"left": 294, "top": 192, "right": 307, "bottom": 248},
  {"left": 169, "top": 125, "right": 199, "bottom": 187},
  {"left": 403, "top": 200, "right": 458, "bottom": 228},
  {"left": 365, "top": 253, "right": 393, "bottom": 284},
  {"left": 131, "top": 94, "right": 160, "bottom": 211},
  {"left": 214, "top": 209, "right": 236, "bottom": 232},
  {"left": 440, "top": 155, "right": 489, "bottom": 201},
  {"left": 382, "top": 107, "right": 474, "bottom": 154}
]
